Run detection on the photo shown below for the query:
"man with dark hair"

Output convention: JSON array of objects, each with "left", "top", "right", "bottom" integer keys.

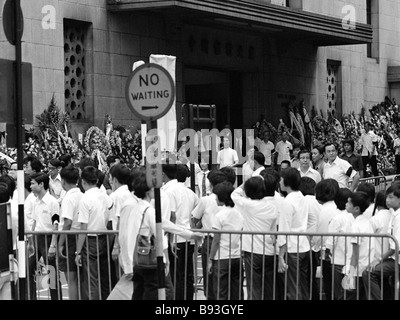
[
  {"left": 298, "top": 149, "right": 321, "bottom": 184},
  {"left": 251, "top": 151, "right": 266, "bottom": 177},
  {"left": 356, "top": 182, "right": 375, "bottom": 219},
  {"left": 219, "top": 166, "right": 236, "bottom": 185},
  {"left": 103, "top": 155, "right": 121, "bottom": 195},
  {"left": 23, "top": 155, "right": 43, "bottom": 174},
  {"left": 29, "top": 172, "right": 62, "bottom": 300},
  {"left": 75, "top": 166, "right": 113, "bottom": 300},
  {"left": 277, "top": 167, "right": 310, "bottom": 300},
  {"left": 280, "top": 160, "right": 291, "bottom": 170},
  {"left": 340, "top": 138, "right": 364, "bottom": 178},
  {"left": 323, "top": 142, "right": 360, "bottom": 192},
  {"left": 58, "top": 164, "right": 83, "bottom": 300}
]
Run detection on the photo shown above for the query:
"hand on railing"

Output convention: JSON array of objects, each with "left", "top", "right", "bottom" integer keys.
[
  {"left": 366, "top": 258, "right": 382, "bottom": 272},
  {"left": 112, "top": 246, "right": 119, "bottom": 261},
  {"left": 207, "top": 259, "right": 213, "bottom": 274},
  {"left": 58, "top": 245, "right": 67, "bottom": 259},
  {"left": 278, "top": 256, "right": 288, "bottom": 273},
  {"left": 48, "top": 245, "right": 56, "bottom": 259}
]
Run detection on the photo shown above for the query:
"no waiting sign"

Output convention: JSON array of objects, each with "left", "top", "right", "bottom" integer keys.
[{"left": 125, "top": 63, "right": 175, "bottom": 121}]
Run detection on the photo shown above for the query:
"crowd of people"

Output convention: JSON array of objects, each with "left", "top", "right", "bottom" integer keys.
[{"left": 0, "top": 125, "right": 399, "bottom": 301}]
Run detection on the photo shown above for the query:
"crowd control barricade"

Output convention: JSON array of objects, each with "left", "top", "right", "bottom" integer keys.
[
  {"left": 349, "top": 175, "right": 387, "bottom": 192},
  {"left": 13, "top": 229, "right": 400, "bottom": 300}
]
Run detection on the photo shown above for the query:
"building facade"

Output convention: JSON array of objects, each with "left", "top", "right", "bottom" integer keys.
[{"left": 0, "top": 0, "right": 399, "bottom": 144}]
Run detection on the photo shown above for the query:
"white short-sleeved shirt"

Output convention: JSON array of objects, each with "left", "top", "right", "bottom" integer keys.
[
  {"left": 275, "top": 140, "right": 292, "bottom": 165},
  {"left": 61, "top": 187, "right": 83, "bottom": 231},
  {"left": 49, "top": 173, "right": 66, "bottom": 205},
  {"left": 363, "top": 203, "right": 375, "bottom": 220},
  {"left": 347, "top": 214, "right": 375, "bottom": 276},
  {"left": 370, "top": 208, "right": 392, "bottom": 261},
  {"left": 389, "top": 208, "right": 400, "bottom": 262},
  {"left": 32, "top": 191, "right": 60, "bottom": 232},
  {"left": 242, "top": 162, "right": 254, "bottom": 183},
  {"left": 109, "top": 184, "right": 131, "bottom": 230},
  {"left": 217, "top": 147, "right": 238, "bottom": 168},
  {"left": 359, "top": 131, "right": 378, "bottom": 156},
  {"left": 231, "top": 187, "right": 278, "bottom": 255},
  {"left": 394, "top": 138, "right": 400, "bottom": 155},
  {"left": 277, "top": 191, "right": 310, "bottom": 253},
  {"left": 298, "top": 167, "right": 322, "bottom": 184},
  {"left": 313, "top": 201, "right": 339, "bottom": 252},
  {"left": 162, "top": 179, "right": 202, "bottom": 243},
  {"left": 258, "top": 140, "right": 275, "bottom": 166},
  {"left": 212, "top": 205, "right": 244, "bottom": 260},
  {"left": 304, "top": 194, "right": 322, "bottom": 234},
  {"left": 251, "top": 166, "right": 265, "bottom": 177},
  {"left": 325, "top": 210, "right": 354, "bottom": 265},
  {"left": 323, "top": 156, "right": 357, "bottom": 189},
  {"left": 78, "top": 187, "right": 113, "bottom": 233},
  {"left": 192, "top": 193, "right": 221, "bottom": 235}
]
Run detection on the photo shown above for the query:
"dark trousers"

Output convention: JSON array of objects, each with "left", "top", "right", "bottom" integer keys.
[
  {"left": 32, "top": 235, "right": 63, "bottom": 300},
  {"left": 81, "top": 235, "right": 110, "bottom": 300},
  {"left": 169, "top": 242, "right": 195, "bottom": 300},
  {"left": 243, "top": 251, "right": 279, "bottom": 300},
  {"left": 309, "top": 250, "right": 321, "bottom": 300},
  {"left": 321, "top": 259, "right": 333, "bottom": 300},
  {"left": 332, "top": 264, "right": 345, "bottom": 300},
  {"left": 285, "top": 251, "right": 310, "bottom": 300},
  {"left": 212, "top": 258, "right": 243, "bottom": 300},
  {"left": 362, "top": 155, "right": 379, "bottom": 177},
  {"left": 362, "top": 258, "right": 397, "bottom": 300},
  {"left": 201, "top": 236, "right": 215, "bottom": 300}
]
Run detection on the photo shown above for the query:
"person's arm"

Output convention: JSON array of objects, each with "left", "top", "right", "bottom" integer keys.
[
  {"left": 207, "top": 232, "right": 221, "bottom": 274},
  {"left": 350, "top": 171, "right": 360, "bottom": 192},
  {"left": 278, "top": 243, "right": 288, "bottom": 273},
  {"left": 58, "top": 218, "right": 72, "bottom": 259},
  {"left": 48, "top": 203, "right": 60, "bottom": 258},
  {"left": 350, "top": 243, "right": 359, "bottom": 272},
  {"left": 74, "top": 222, "right": 88, "bottom": 267}
]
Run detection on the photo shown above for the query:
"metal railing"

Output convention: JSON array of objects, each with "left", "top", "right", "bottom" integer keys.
[{"left": 9, "top": 229, "right": 400, "bottom": 300}]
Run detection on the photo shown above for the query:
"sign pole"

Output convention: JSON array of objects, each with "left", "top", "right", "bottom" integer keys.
[
  {"left": 148, "top": 120, "right": 166, "bottom": 300},
  {"left": 13, "top": 0, "right": 26, "bottom": 300}
]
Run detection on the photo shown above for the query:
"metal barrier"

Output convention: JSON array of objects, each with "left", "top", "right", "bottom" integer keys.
[
  {"left": 349, "top": 175, "right": 387, "bottom": 192},
  {"left": 12, "top": 229, "right": 400, "bottom": 300}
]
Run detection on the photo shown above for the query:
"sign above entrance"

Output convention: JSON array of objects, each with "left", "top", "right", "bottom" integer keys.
[{"left": 125, "top": 63, "right": 175, "bottom": 121}]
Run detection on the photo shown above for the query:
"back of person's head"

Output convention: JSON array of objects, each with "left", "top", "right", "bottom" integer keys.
[
  {"left": 29, "top": 157, "right": 43, "bottom": 173},
  {"left": 96, "top": 170, "right": 105, "bottom": 188},
  {"left": 30, "top": 172, "right": 50, "bottom": 190},
  {"left": 60, "top": 164, "right": 80, "bottom": 185},
  {"left": 106, "top": 155, "right": 117, "bottom": 167},
  {"left": 162, "top": 164, "right": 177, "bottom": 180},
  {"left": 373, "top": 190, "right": 388, "bottom": 216},
  {"left": 59, "top": 153, "right": 72, "bottom": 168},
  {"left": 78, "top": 157, "right": 97, "bottom": 170},
  {"left": 176, "top": 164, "right": 190, "bottom": 183},
  {"left": 0, "top": 182, "right": 10, "bottom": 203},
  {"left": 386, "top": 183, "right": 400, "bottom": 199},
  {"left": 281, "top": 167, "right": 301, "bottom": 191},
  {"left": 263, "top": 173, "right": 278, "bottom": 197},
  {"left": 253, "top": 151, "right": 265, "bottom": 166},
  {"left": 49, "top": 159, "right": 62, "bottom": 168},
  {"left": 349, "top": 191, "right": 370, "bottom": 214},
  {"left": 357, "top": 182, "right": 375, "bottom": 203},
  {"left": 220, "top": 166, "right": 236, "bottom": 185},
  {"left": 109, "top": 163, "right": 131, "bottom": 185},
  {"left": 343, "top": 139, "right": 355, "bottom": 151},
  {"left": 129, "top": 166, "right": 149, "bottom": 199},
  {"left": 0, "top": 174, "right": 16, "bottom": 199},
  {"left": 315, "top": 178, "right": 339, "bottom": 204},
  {"left": 208, "top": 169, "right": 228, "bottom": 188},
  {"left": 212, "top": 181, "right": 235, "bottom": 207},
  {"left": 334, "top": 187, "right": 353, "bottom": 211},
  {"left": 244, "top": 176, "right": 266, "bottom": 200},
  {"left": 24, "top": 173, "right": 32, "bottom": 192},
  {"left": 260, "top": 168, "right": 280, "bottom": 192},
  {"left": 299, "top": 176, "right": 316, "bottom": 196},
  {"left": 81, "top": 166, "right": 98, "bottom": 185}
]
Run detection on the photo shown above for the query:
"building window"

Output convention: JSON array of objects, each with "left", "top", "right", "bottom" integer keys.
[
  {"left": 64, "top": 20, "right": 89, "bottom": 120},
  {"left": 366, "top": 0, "right": 379, "bottom": 59},
  {"left": 327, "top": 60, "right": 342, "bottom": 119}
]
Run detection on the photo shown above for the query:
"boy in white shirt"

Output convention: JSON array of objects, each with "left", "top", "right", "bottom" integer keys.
[
  {"left": 344, "top": 191, "right": 375, "bottom": 300},
  {"left": 217, "top": 136, "right": 239, "bottom": 168}
]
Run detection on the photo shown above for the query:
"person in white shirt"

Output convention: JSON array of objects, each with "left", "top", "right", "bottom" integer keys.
[
  {"left": 298, "top": 149, "right": 321, "bottom": 184},
  {"left": 344, "top": 191, "right": 375, "bottom": 300},
  {"left": 326, "top": 187, "right": 354, "bottom": 300},
  {"left": 47, "top": 159, "right": 66, "bottom": 206},
  {"left": 393, "top": 130, "right": 400, "bottom": 174},
  {"left": 298, "top": 176, "right": 322, "bottom": 300},
  {"left": 29, "top": 172, "right": 62, "bottom": 300},
  {"left": 57, "top": 165, "right": 83, "bottom": 300},
  {"left": 250, "top": 151, "right": 265, "bottom": 177},
  {"left": 314, "top": 178, "right": 340, "bottom": 301},
  {"left": 277, "top": 168, "right": 310, "bottom": 300},
  {"left": 192, "top": 169, "right": 228, "bottom": 300},
  {"left": 356, "top": 182, "right": 375, "bottom": 219},
  {"left": 241, "top": 148, "right": 255, "bottom": 184},
  {"left": 207, "top": 181, "right": 244, "bottom": 300},
  {"left": 323, "top": 142, "right": 360, "bottom": 191},
  {"left": 275, "top": 131, "right": 292, "bottom": 170},
  {"left": 256, "top": 131, "right": 275, "bottom": 167},
  {"left": 195, "top": 161, "right": 211, "bottom": 198},
  {"left": 231, "top": 175, "right": 279, "bottom": 300},
  {"left": 217, "top": 136, "right": 239, "bottom": 169},
  {"left": 161, "top": 164, "right": 203, "bottom": 300},
  {"left": 75, "top": 166, "right": 113, "bottom": 300},
  {"left": 359, "top": 122, "right": 379, "bottom": 177},
  {"left": 363, "top": 184, "right": 400, "bottom": 300}
]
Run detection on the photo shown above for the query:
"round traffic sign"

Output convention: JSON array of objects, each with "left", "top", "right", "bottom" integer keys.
[
  {"left": 125, "top": 63, "right": 175, "bottom": 121},
  {"left": 2, "top": 0, "right": 24, "bottom": 46}
]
